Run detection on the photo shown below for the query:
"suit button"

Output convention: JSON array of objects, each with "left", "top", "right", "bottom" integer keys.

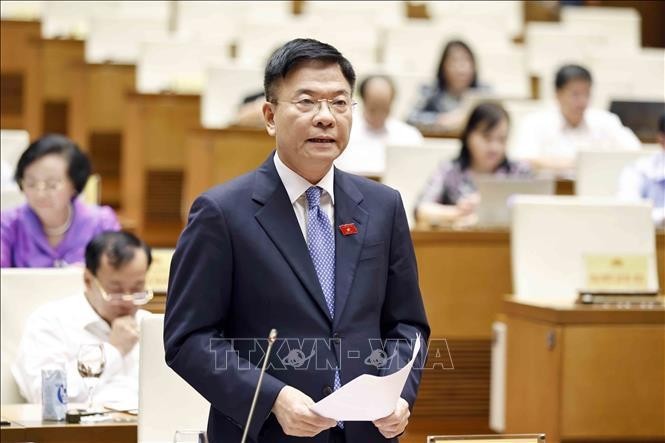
[
  {"left": 332, "top": 332, "right": 340, "bottom": 339},
  {"left": 322, "top": 386, "right": 333, "bottom": 396}
]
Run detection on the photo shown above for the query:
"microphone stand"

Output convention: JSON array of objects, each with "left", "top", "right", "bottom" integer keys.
[{"left": 241, "top": 328, "right": 278, "bottom": 443}]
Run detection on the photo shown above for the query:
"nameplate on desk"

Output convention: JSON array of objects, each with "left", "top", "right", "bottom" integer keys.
[
  {"left": 584, "top": 254, "right": 649, "bottom": 291},
  {"left": 577, "top": 291, "right": 662, "bottom": 306}
]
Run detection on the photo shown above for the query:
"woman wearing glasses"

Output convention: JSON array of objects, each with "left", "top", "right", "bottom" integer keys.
[
  {"left": 415, "top": 102, "right": 531, "bottom": 228},
  {"left": 1, "top": 134, "right": 120, "bottom": 267}
]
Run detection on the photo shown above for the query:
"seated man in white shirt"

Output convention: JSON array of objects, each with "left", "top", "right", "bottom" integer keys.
[
  {"left": 12, "top": 230, "right": 153, "bottom": 405},
  {"left": 335, "top": 74, "right": 423, "bottom": 178},
  {"left": 512, "top": 64, "right": 640, "bottom": 173}
]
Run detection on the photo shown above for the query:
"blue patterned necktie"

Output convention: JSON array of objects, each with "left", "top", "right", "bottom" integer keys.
[{"left": 305, "top": 186, "right": 343, "bottom": 428}]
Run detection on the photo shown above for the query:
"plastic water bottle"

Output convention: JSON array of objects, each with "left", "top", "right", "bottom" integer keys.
[{"left": 41, "top": 367, "right": 67, "bottom": 421}]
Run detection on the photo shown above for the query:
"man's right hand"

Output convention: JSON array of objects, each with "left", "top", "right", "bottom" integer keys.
[
  {"left": 272, "top": 386, "right": 337, "bottom": 437},
  {"left": 109, "top": 316, "right": 139, "bottom": 356}
]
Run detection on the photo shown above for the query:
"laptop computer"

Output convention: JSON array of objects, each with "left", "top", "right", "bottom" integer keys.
[
  {"left": 576, "top": 149, "right": 658, "bottom": 197},
  {"left": 473, "top": 176, "right": 555, "bottom": 227}
]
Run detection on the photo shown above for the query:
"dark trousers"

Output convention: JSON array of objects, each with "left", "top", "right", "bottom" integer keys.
[{"left": 328, "top": 427, "right": 346, "bottom": 443}]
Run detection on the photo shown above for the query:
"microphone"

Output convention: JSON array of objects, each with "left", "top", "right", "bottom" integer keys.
[{"left": 241, "top": 328, "right": 278, "bottom": 443}]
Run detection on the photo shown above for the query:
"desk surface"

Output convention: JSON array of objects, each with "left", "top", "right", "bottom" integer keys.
[
  {"left": 503, "top": 297, "right": 665, "bottom": 324},
  {"left": 1, "top": 404, "right": 136, "bottom": 443}
]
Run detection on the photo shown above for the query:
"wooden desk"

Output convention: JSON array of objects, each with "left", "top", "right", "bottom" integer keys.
[
  {"left": 69, "top": 62, "right": 136, "bottom": 208},
  {"left": 0, "top": 20, "right": 41, "bottom": 132},
  {"left": 411, "top": 228, "right": 510, "bottom": 431},
  {"left": 122, "top": 92, "right": 200, "bottom": 246},
  {"left": 503, "top": 299, "right": 665, "bottom": 443},
  {"left": 183, "top": 126, "right": 274, "bottom": 216},
  {"left": 1, "top": 404, "right": 136, "bottom": 443},
  {"left": 410, "top": 228, "right": 665, "bottom": 432}
]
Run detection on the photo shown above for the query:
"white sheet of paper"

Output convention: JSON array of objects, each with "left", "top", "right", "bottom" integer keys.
[{"left": 310, "top": 334, "right": 421, "bottom": 421}]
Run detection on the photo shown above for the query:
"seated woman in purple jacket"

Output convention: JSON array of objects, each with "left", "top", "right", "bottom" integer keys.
[{"left": 1, "top": 134, "right": 120, "bottom": 267}]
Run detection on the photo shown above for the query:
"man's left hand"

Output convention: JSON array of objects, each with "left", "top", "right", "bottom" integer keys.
[{"left": 372, "top": 397, "right": 410, "bottom": 439}]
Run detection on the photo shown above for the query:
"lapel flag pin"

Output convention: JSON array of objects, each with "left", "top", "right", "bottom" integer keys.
[{"left": 339, "top": 223, "right": 358, "bottom": 236}]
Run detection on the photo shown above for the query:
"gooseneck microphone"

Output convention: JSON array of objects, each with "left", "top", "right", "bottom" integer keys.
[{"left": 241, "top": 328, "right": 278, "bottom": 443}]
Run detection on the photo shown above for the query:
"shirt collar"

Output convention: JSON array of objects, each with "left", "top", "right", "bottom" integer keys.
[
  {"left": 76, "top": 291, "right": 151, "bottom": 334},
  {"left": 76, "top": 293, "right": 111, "bottom": 332},
  {"left": 556, "top": 105, "right": 589, "bottom": 131},
  {"left": 273, "top": 151, "right": 335, "bottom": 205}
]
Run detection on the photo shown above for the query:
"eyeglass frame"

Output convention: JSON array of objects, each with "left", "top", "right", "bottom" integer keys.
[
  {"left": 20, "top": 178, "right": 68, "bottom": 193},
  {"left": 91, "top": 275, "right": 154, "bottom": 306},
  {"left": 270, "top": 97, "right": 357, "bottom": 115}
]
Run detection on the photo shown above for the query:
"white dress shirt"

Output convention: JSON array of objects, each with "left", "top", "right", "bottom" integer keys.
[
  {"left": 512, "top": 106, "right": 640, "bottom": 160},
  {"left": 12, "top": 295, "right": 151, "bottom": 404},
  {"left": 618, "top": 149, "right": 665, "bottom": 226},
  {"left": 273, "top": 151, "right": 335, "bottom": 243},
  {"left": 335, "top": 113, "right": 424, "bottom": 177}
]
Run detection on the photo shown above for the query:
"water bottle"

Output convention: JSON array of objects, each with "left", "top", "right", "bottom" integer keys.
[{"left": 41, "top": 367, "right": 68, "bottom": 421}]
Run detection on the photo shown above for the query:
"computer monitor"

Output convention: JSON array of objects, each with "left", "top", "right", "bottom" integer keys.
[
  {"left": 609, "top": 100, "right": 665, "bottom": 143},
  {"left": 473, "top": 176, "right": 555, "bottom": 227}
]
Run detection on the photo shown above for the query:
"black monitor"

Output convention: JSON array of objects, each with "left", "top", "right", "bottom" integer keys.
[{"left": 609, "top": 100, "right": 665, "bottom": 143}]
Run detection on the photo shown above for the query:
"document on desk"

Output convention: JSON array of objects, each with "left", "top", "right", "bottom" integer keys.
[{"left": 310, "top": 334, "right": 421, "bottom": 421}]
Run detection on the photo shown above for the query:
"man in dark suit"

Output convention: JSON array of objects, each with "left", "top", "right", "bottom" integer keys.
[{"left": 164, "top": 38, "right": 430, "bottom": 443}]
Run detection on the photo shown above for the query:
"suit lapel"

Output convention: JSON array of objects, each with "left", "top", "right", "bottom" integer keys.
[
  {"left": 333, "top": 169, "right": 368, "bottom": 329},
  {"left": 253, "top": 154, "right": 333, "bottom": 323}
]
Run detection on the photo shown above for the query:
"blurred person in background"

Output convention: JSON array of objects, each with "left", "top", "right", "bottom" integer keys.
[
  {"left": 1, "top": 134, "right": 120, "bottom": 267},
  {"left": 407, "top": 40, "right": 487, "bottom": 131},
  {"left": 618, "top": 113, "right": 665, "bottom": 227},
  {"left": 335, "top": 74, "right": 423, "bottom": 177},
  {"left": 12, "top": 231, "right": 153, "bottom": 404},
  {"left": 416, "top": 102, "right": 531, "bottom": 227},
  {"left": 512, "top": 64, "right": 640, "bottom": 173},
  {"left": 234, "top": 90, "right": 266, "bottom": 127}
]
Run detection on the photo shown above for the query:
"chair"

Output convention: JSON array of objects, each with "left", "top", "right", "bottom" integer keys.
[
  {"left": 41, "top": 0, "right": 116, "bottom": 39},
  {"left": 575, "top": 148, "right": 659, "bottom": 197},
  {"left": 476, "top": 45, "right": 530, "bottom": 99},
  {"left": 85, "top": 16, "right": 169, "bottom": 64},
  {"left": 503, "top": 99, "right": 546, "bottom": 153},
  {"left": 428, "top": 435, "right": 545, "bottom": 443},
  {"left": 0, "top": 0, "right": 43, "bottom": 20},
  {"left": 301, "top": 0, "right": 403, "bottom": 27},
  {"left": 588, "top": 49, "right": 665, "bottom": 109},
  {"left": 0, "top": 187, "right": 25, "bottom": 211},
  {"left": 138, "top": 315, "right": 209, "bottom": 443},
  {"left": 41, "top": 0, "right": 169, "bottom": 39},
  {"left": 136, "top": 39, "right": 228, "bottom": 94},
  {"left": 383, "top": 140, "right": 461, "bottom": 227},
  {"left": 0, "top": 267, "right": 85, "bottom": 404},
  {"left": 145, "top": 248, "right": 174, "bottom": 294},
  {"left": 511, "top": 196, "right": 658, "bottom": 304},
  {"left": 427, "top": 1, "right": 524, "bottom": 40},
  {"left": 81, "top": 173, "right": 101, "bottom": 205},
  {"left": 173, "top": 1, "right": 243, "bottom": 48},
  {"left": 560, "top": 6, "right": 641, "bottom": 50},
  {"left": 388, "top": 71, "right": 432, "bottom": 121},
  {"left": 1, "top": 129, "right": 30, "bottom": 170},
  {"left": 201, "top": 64, "right": 264, "bottom": 129}
]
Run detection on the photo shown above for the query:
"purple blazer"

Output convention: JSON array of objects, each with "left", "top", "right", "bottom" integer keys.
[{"left": 1, "top": 198, "right": 120, "bottom": 268}]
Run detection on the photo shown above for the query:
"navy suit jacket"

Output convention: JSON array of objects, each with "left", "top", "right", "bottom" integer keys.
[{"left": 164, "top": 153, "right": 430, "bottom": 442}]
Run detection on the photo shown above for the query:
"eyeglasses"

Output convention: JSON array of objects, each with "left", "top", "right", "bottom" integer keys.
[
  {"left": 273, "top": 97, "right": 357, "bottom": 115},
  {"left": 92, "top": 276, "right": 154, "bottom": 306},
  {"left": 21, "top": 179, "right": 67, "bottom": 193}
]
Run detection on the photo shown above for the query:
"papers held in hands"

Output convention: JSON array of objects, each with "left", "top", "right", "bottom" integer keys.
[{"left": 310, "top": 335, "right": 422, "bottom": 421}]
